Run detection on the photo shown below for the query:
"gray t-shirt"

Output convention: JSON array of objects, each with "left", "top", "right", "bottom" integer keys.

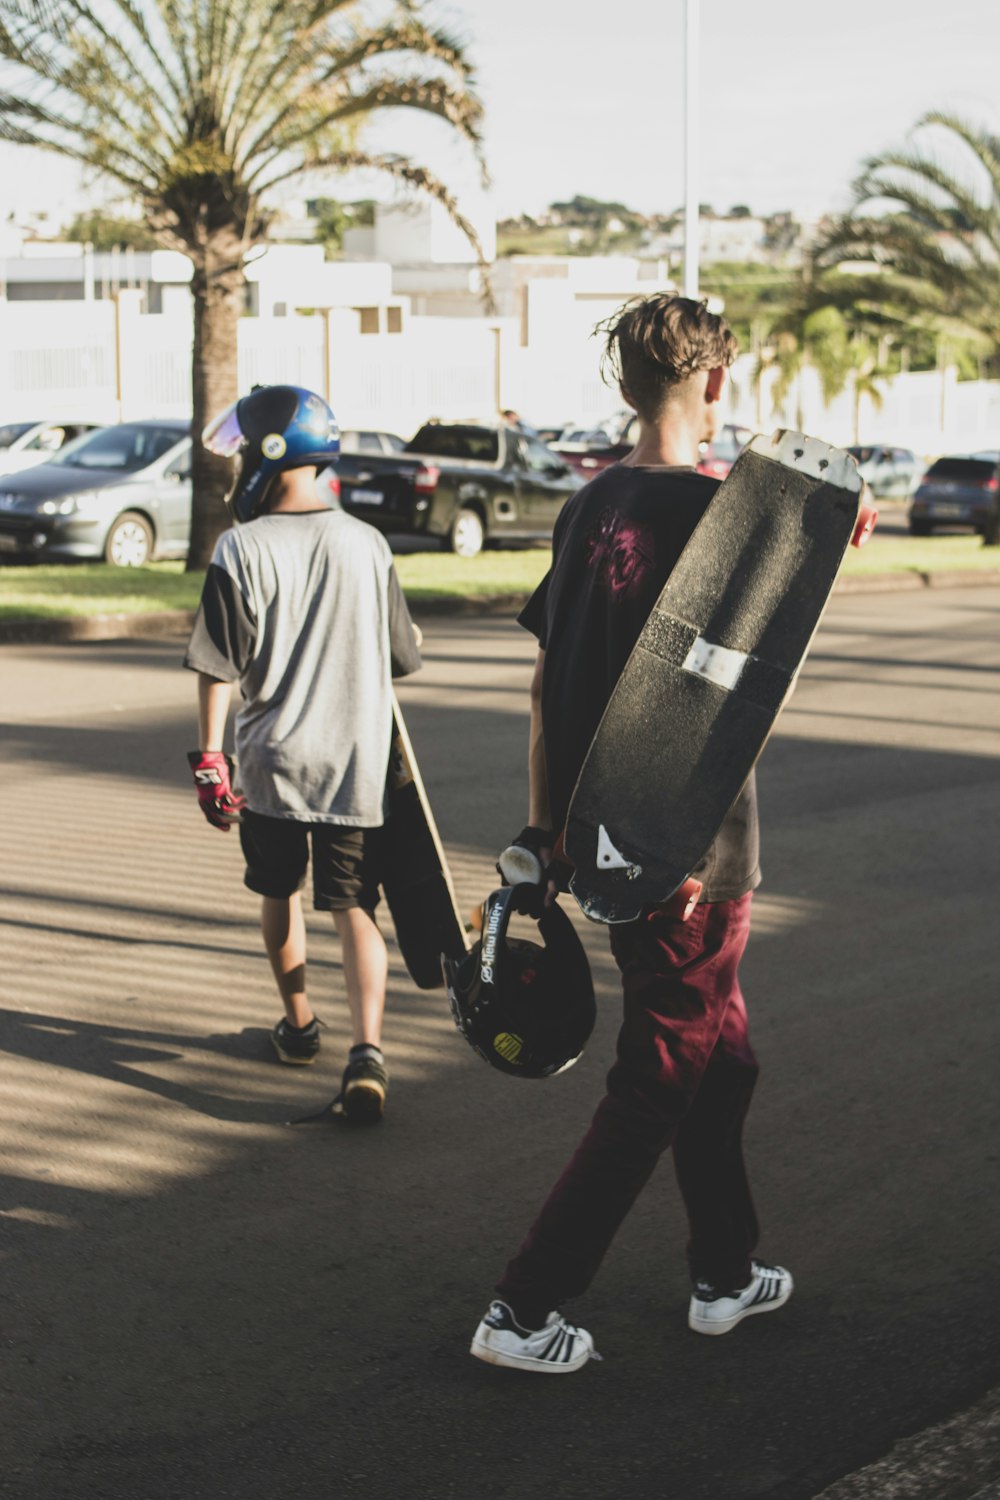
[{"left": 184, "top": 507, "right": 421, "bottom": 825}]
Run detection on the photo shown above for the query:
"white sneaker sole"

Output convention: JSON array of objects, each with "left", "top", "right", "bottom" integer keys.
[
  {"left": 689, "top": 1275, "right": 793, "bottom": 1336},
  {"left": 469, "top": 1334, "right": 593, "bottom": 1374}
]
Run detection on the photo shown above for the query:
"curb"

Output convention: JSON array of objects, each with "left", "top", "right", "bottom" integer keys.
[
  {"left": 807, "top": 1383, "right": 1000, "bottom": 1500},
  {"left": 0, "top": 570, "right": 997, "bottom": 646},
  {"left": 0, "top": 609, "right": 198, "bottom": 645}
]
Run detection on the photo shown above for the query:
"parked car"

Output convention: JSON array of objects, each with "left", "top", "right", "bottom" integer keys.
[
  {"left": 847, "top": 444, "right": 924, "bottom": 499},
  {"left": 0, "top": 420, "right": 192, "bottom": 565},
  {"left": 0, "top": 419, "right": 103, "bottom": 476},
  {"left": 339, "top": 428, "right": 406, "bottom": 455},
  {"left": 697, "top": 423, "right": 754, "bottom": 480},
  {"left": 552, "top": 417, "right": 753, "bottom": 481},
  {"left": 334, "top": 420, "right": 582, "bottom": 556},
  {"left": 907, "top": 452, "right": 999, "bottom": 535},
  {"left": 550, "top": 414, "right": 635, "bottom": 477}
]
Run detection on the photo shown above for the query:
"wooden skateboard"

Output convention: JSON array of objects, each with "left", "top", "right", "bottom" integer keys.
[
  {"left": 564, "top": 429, "right": 876, "bottom": 924},
  {"left": 382, "top": 694, "right": 470, "bottom": 988}
]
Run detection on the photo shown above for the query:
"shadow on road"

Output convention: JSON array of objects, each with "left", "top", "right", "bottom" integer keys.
[{"left": 1, "top": 615, "right": 999, "bottom": 1500}]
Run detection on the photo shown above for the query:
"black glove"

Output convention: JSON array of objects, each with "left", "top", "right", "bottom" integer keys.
[
  {"left": 188, "top": 750, "right": 246, "bottom": 831},
  {"left": 497, "top": 825, "right": 555, "bottom": 887}
]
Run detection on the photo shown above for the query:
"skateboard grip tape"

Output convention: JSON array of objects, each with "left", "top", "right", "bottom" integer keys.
[{"left": 642, "top": 610, "right": 789, "bottom": 715}]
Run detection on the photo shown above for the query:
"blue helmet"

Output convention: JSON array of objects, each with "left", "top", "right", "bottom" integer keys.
[{"left": 202, "top": 384, "right": 340, "bottom": 523}]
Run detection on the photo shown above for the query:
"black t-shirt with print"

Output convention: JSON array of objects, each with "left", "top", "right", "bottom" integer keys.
[{"left": 519, "top": 463, "right": 760, "bottom": 903}]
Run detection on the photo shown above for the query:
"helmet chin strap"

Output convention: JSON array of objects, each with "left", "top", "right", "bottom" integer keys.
[{"left": 229, "top": 461, "right": 277, "bottom": 524}]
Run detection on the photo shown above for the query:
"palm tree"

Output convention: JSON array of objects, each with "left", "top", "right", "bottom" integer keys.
[
  {"left": 849, "top": 340, "right": 888, "bottom": 445},
  {"left": 0, "top": 0, "right": 486, "bottom": 565},
  {"left": 814, "top": 112, "right": 1000, "bottom": 543},
  {"left": 754, "top": 304, "right": 855, "bottom": 429}
]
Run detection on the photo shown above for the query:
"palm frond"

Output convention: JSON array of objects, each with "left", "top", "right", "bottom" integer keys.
[
  {"left": 816, "top": 112, "right": 1000, "bottom": 359},
  {"left": 229, "top": 14, "right": 476, "bottom": 163},
  {"left": 245, "top": 72, "right": 483, "bottom": 181}
]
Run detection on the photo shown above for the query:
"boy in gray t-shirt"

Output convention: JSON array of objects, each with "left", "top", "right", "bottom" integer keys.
[{"left": 184, "top": 385, "right": 421, "bottom": 1123}]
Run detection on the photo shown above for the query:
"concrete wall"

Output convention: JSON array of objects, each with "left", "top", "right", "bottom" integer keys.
[{"left": 2, "top": 294, "right": 998, "bottom": 456}]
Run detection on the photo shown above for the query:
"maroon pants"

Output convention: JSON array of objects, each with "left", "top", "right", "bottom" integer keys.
[{"left": 496, "top": 894, "right": 759, "bottom": 1321}]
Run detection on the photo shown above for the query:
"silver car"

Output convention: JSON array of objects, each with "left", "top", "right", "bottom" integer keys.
[
  {"left": 847, "top": 445, "right": 924, "bottom": 499},
  {"left": 0, "top": 421, "right": 192, "bottom": 566},
  {"left": 0, "top": 419, "right": 103, "bottom": 476}
]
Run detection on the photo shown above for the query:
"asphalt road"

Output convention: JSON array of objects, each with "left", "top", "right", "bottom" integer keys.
[{"left": 1, "top": 587, "right": 998, "bottom": 1500}]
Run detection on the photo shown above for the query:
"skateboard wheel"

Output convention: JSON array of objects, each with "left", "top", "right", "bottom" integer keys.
[{"left": 851, "top": 504, "right": 877, "bottom": 548}]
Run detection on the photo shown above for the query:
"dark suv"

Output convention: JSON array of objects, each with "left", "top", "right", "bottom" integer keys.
[{"left": 908, "top": 453, "right": 999, "bottom": 535}]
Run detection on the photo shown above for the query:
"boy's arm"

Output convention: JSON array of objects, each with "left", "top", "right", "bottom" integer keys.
[
  {"left": 187, "top": 673, "right": 245, "bottom": 832},
  {"left": 198, "top": 674, "right": 232, "bottom": 750},
  {"left": 527, "top": 648, "right": 551, "bottom": 830},
  {"left": 498, "top": 648, "right": 559, "bottom": 902},
  {"left": 387, "top": 564, "right": 422, "bottom": 678}
]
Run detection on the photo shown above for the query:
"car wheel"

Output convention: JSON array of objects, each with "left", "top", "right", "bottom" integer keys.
[
  {"left": 105, "top": 511, "right": 154, "bottom": 566},
  {"left": 908, "top": 519, "right": 932, "bottom": 537},
  {"left": 447, "top": 507, "right": 485, "bottom": 558}
]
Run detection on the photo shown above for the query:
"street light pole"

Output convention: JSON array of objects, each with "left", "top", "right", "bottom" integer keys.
[{"left": 683, "top": 0, "right": 700, "bottom": 299}]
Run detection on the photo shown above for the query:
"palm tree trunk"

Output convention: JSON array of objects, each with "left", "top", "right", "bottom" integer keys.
[{"left": 186, "top": 241, "right": 247, "bottom": 571}]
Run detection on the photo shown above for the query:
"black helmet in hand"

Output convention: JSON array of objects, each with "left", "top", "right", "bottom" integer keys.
[{"left": 443, "top": 886, "right": 595, "bottom": 1078}]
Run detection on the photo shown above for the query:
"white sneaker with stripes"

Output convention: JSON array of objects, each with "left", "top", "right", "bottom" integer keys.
[
  {"left": 470, "top": 1300, "right": 599, "bottom": 1373},
  {"left": 688, "top": 1260, "right": 793, "bottom": 1336}
]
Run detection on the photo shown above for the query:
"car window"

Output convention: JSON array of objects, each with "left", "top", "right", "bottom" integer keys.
[
  {"left": 384, "top": 432, "right": 406, "bottom": 451},
  {"left": 0, "top": 422, "right": 34, "bottom": 449},
  {"left": 406, "top": 425, "right": 500, "bottom": 462},
  {"left": 356, "top": 432, "right": 384, "bottom": 452},
  {"left": 52, "top": 425, "right": 186, "bottom": 471},
  {"left": 849, "top": 446, "right": 875, "bottom": 464},
  {"left": 924, "top": 457, "right": 997, "bottom": 482},
  {"left": 521, "top": 436, "right": 560, "bottom": 473},
  {"left": 164, "top": 447, "right": 192, "bottom": 480},
  {"left": 26, "top": 426, "right": 67, "bottom": 452}
]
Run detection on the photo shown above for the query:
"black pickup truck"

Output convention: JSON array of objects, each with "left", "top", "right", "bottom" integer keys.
[{"left": 331, "top": 421, "right": 582, "bottom": 556}]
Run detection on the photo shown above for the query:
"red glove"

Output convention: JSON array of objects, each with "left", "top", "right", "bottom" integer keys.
[{"left": 187, "top": 751, "right": 246, "bottom": 831}]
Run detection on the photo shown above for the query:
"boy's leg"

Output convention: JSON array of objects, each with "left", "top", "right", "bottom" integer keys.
[
  {"left": 494, "top": 894, "right": 753, "bottom": 1326},
  {"left": 674, "top": 980, "right": 793, "bottom": 1334},
  {"left": 240, "top": 811, "right": 319, "bottom": 1063},
  {"left": 331, "top": 905, "right": 388, "bottom": 1048},
  {"left": 315, "top": 826, "right": 390, "bottom": 1121},
  {"left": 261, "top": 891, "right": 313, "bottom": 1029},
  {"left": 671, "top": 982, "right": 760, "bottom": 1291}
]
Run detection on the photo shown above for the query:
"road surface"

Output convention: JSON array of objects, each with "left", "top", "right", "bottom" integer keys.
[{"left": 1, "top": 587, "right": 998, "bottom": 1500}]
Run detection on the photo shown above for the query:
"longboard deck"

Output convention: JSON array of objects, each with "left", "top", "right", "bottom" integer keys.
[
  {"left": 382, "top": 695, "right": 469, "bottom": 988},
  {"left": 565, "top": 431, "right": 864, "bottom": 923}
]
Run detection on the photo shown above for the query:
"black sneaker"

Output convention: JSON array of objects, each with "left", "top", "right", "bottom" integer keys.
[
  {"left": 271, "top": 1017, "right": 321, "bottom": 1066},
  {"left": 331, "top": 1051, "right": 389, "bottom": 1123}
]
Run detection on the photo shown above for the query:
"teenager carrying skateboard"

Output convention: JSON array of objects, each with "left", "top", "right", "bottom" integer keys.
[
  {"left": 183, "top": 384, "right": 422, "bottom": 1122},
  {"left": 469, "top": 295, "right": 794, "bottom": 1373}
]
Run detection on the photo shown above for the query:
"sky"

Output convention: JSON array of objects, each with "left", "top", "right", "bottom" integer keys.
[{"left": 2, "top": 0, "right": 999, "bottom": 232}]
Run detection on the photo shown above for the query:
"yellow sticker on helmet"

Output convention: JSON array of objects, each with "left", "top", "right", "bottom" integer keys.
[
  {"left": 262, "top": 433, "right": 287, "bottom": 459},
  {"left": 493, "top": 1032, "right": 524, "bottom": 1064}
]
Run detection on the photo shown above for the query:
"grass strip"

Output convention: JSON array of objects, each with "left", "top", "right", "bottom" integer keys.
[{"left": 0, "top": 532, "right": 997, "bottom": 622}]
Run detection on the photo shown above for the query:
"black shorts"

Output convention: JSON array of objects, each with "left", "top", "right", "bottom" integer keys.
[{"left": 240, "top": 810, "right": 385, "bottom": 912}]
